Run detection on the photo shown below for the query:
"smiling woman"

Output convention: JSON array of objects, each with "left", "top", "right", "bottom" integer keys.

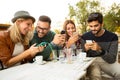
[{"left": 0, "top": 10, "right": 45, "bottom": 69}]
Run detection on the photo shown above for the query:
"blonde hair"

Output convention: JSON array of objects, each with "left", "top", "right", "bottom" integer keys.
[{"left": 9, "top": 18, "right": 34, "bottom": 45}]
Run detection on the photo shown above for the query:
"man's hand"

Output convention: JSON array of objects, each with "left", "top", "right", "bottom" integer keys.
[
  {"left": 29, "top": 44, "right": 44, "bottom": 57},
  {"left": 52, "top": 34, "right": 66, "bottom": 46},
  {"left": 84, "top": 41, "right": 101, "bottom": 51}
]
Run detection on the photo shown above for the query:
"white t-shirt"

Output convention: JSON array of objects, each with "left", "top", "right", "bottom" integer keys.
[{"left": 12, "top": 42, "right": 24, "bottom": 66}]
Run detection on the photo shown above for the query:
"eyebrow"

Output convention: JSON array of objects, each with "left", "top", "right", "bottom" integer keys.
[
  {"left": 89, "top": 24, "right": 99, "bottom": 27},
  {"left": 37, "top": 26, "right": 49, "bottom": 30}
]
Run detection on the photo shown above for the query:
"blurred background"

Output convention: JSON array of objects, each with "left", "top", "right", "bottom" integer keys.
[{"left": 0, "top": 0, "right": 120, "bottom": 35}]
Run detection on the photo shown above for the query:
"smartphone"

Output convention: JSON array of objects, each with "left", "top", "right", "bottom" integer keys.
[
  {"left": 37, "top": 42, "right": 48, "bottom": 48},
  {"left": 86, "top": 40, "right": 93, "bottom": 43},
  {"left": 60, "top": 30, "right": 66, "bottom": 34}
]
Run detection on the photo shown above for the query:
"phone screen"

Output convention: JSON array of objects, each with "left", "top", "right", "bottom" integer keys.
[{"left": 86, "top": 40, "right": 92, "bottom": 43}]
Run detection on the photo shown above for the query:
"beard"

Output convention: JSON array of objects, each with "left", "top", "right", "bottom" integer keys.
[{"left": 91, "top": 28, "right": 102, "bottom": 35}]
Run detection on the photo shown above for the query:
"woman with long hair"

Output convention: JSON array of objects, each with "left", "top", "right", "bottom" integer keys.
[
  {"left": 63, "top": 20, "right": 81, "bottom": 49},
  {"left": 0, "top": 10, "right": 44, "bottom": 68}
]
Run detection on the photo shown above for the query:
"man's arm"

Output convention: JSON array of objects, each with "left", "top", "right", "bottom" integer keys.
[
  {"left": 81, "top": 38, "right": 118, "bottom": 64},
  {"left": 102, "top": 40, "right": 118, "bottom": 63}
]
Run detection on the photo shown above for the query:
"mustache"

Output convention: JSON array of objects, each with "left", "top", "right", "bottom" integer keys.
[
  {"left": 91, "top": 28, "right": 101, "bottom": 34},
  {"left": 91, "top": 30, "right": 97, "bottom": 32},
  {"left": 37, "top": 31, "right": 44, "bottom": 34}
]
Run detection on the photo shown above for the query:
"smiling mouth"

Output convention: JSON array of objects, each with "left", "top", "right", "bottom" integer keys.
[
  {"left": 92, "top": 31, "right": 97, "bottom": 33},
  {"left": 92, "top": 30, "right": 97, "bottom": 32}
]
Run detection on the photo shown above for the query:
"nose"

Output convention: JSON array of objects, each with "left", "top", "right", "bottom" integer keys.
[
  {"left": 39, "top": 29, "right": 44, "bottom": 33},
  {"left": 36, "top": 27, "right": 44, "bottom": 33},
  {"left": 91, "top": 27, "right": 96, "bottom": 30},
  {"left": 69, "top": 28, "right": 74, "bottom": 32}
]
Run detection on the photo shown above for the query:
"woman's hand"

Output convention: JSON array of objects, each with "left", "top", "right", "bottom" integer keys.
[
  {"left": 29, "top": 44, "right": 44, "bottom": 57},
  {"left": 66, "top": 33, "right": 79, "bottom": 48}
]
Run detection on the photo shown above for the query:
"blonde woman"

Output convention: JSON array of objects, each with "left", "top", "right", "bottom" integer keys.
[{"left": 0, "top": 11, "right": 44, "bottom": 68}]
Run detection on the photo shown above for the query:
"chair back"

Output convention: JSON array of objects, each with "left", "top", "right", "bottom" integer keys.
[{"left": 0, "top": 60, "right": 4, "bottom": 70}]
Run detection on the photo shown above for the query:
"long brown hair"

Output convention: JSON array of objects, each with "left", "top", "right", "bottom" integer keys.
[{"left": 63, "top": 20, "right": 76, "bottom": 41}]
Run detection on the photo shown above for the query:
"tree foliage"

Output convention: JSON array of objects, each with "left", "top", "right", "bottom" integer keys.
[
  {"left": 104, "top": 3, "right": 120, "bottom": 32},
  {"left": 68, "top": 0, "right": 120, "bottom": 33}
]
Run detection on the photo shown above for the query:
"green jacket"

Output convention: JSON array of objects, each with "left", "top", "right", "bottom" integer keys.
[{"left": 29, "top": 30, "right": 59, "bottom": 60}]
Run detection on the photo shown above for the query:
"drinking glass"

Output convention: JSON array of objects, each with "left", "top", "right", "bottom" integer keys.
[
  {"left": 79, "top": 51, "right": 87, "bottom": 61},
  {"left": 76, "top": 49, "right": 82, "bottom": 59},
  {"left": 59, "top": 50, "right": 66, "bottom": 63},
  {"left": 52, "top": 50, "right": 59, "bottom": 62},
  {"left": 64, "top": 48, "right": 73, "bottom": 64}
]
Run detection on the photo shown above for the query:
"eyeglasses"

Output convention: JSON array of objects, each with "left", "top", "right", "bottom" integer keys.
[{"left": 37, "top": 26, "right": 49, "bottom": 31}]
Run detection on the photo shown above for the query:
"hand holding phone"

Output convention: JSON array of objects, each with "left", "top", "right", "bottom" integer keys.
[
  {"left": 60, "top": 30, "right": 66, "bottom": 34},
  {"left": 73, "top": 32, "right": 79, "bottom": 35}
]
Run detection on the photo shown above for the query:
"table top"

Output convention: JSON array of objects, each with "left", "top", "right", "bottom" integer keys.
[{"left": 0, "top": 57, "right": 96, "bottom": 80}]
